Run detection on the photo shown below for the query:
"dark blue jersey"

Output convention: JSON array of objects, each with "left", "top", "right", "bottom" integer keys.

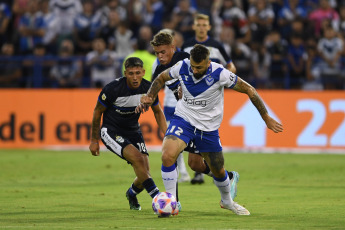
[
  {"left": 182, "top": 36, "right": 232, "bottom": 66},
  {"left": 152, "top": 51, "right": 190, "bottom": 81},
  {"left": 98, "top": 77, "right": 159, "bottom": 134}
]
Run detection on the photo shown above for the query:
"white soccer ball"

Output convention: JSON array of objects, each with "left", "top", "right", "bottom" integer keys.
[{"left": 152, "top": 192, "right": 177, "bottom": 217}]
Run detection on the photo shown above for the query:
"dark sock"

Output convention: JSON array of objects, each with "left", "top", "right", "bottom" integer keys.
[
  {"left": 202, "top": 160, "right": 211, "bottom": 175},
  {"left": 143, "top": 178, "right": 159, "bottom": 198},
  {"left": 128, "top": 183, "right": 143, "bottom": 197}
]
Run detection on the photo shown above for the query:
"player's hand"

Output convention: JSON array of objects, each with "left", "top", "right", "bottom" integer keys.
[
  {"left": 265, "top": 116, "right": 283, "bottom": 133},
  {"left": 135, "top": 103, "right": 150, "bottom": 114},
  {"left": 89, "top": 142, "right": 100, "bottom": 156},
  {"left": 135, "top": 94, "right": 153, "bottom": 113}
]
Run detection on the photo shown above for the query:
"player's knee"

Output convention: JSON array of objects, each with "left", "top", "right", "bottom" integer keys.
[
  {"left": 130, "top": 153, "right": 146, "bottom": 167},
  {"left": 161, "top": 151, "right": 176, "bottom": 166}
]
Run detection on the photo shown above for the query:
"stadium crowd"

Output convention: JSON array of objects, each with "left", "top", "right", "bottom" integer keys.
[{"left": 1, "top": 0, "right": 345, "bottom": 89}]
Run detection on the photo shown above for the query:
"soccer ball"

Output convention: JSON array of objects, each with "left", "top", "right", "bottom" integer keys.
[{"left": 152, "top": 192, "right": 177, "bottom": 217}]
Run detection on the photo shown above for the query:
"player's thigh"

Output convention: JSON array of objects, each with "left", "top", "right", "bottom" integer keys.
[
  {"left": 100, "top": 127, "right": 148, "bottom": 164},
  {"left": 188, "top": 152, "right": 204, "bottom": 169},
  {"left": 163, "top": 116, "right": 194, "bottom": 159}
]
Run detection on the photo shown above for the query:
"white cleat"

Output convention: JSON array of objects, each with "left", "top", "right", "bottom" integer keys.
[
  {"left": 178, "top": 173, "right": 191, "bottom": 183},
  {"left": 220, "top": 200, "right": 250, "bottom": 216}
]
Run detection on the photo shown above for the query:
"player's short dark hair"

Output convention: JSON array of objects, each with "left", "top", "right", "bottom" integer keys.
[
  {"left": 124, "top": 57, "right": 143, "bottom": 69},
  {"left": 150, "top": 32, "right": 173, "bottom": 47},
  {"left": 190, "top": 44, "right": 210, "bottom": 63}
]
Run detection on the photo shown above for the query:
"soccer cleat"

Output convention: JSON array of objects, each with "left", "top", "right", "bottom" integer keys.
[
  {"left": 126, "top": 190, "right": 141, "bottom": 210},
  {"left": 220, "top": 200, "right": 250, "bottom": 215},
  {"left": 191, "top": 172, "right": 204, "bottom": 184},
  {"left": 172, "top": 201, "right": 181, "bottom": 216},
  {"left": 229, "top": 171, "right": 239, "bottom": 200},
  {"left": 178, "top": 173, "right": 191, "bottom": 183}
]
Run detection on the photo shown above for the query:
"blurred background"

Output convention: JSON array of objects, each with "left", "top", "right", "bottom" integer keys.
[
  {"left": 1, "top": 0, "right": 344, "bottom": 152},
  {"left": 1, "top": 0, "right": 345, "bottom": 90}
]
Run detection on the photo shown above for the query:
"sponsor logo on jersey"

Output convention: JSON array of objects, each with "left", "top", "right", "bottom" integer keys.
[
  {"left": 115, "top": 135, "right": 124, "bottom": 143},
  {"left": 206, "top": 75, "right": 214, "bottom": 86},
  {"left": 102, "top": 93, "right": 106, "bottom": 100},
  {"left": 183, "top": 96, "right": 207, "bottom": 107}
]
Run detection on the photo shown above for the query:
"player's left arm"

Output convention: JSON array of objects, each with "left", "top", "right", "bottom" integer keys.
[
  {"left": 232, "top": 77, "right": 283, "bottom": 133},
  {"left": 151, "top": 103, "right": 168, "bottom": 134}
]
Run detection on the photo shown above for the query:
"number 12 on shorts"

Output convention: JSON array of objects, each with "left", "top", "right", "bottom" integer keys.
[{"left": 167, "top": 125, "right": 183, "bottom": 136}]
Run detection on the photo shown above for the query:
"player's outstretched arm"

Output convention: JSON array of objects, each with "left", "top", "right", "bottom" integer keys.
[
  {"left": 89, "top": 101, "right": 106, "bottom": 156},
  {"left": 232, "top": 77, "right": 283, "bottom": 133},
  {"left": 136, "top": 69, "right": 172, "bottom": 114}
]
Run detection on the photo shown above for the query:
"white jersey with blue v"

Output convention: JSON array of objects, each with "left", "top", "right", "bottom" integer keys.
[{"left": 169, "top": 58, "right": 238, "bottom": 132}]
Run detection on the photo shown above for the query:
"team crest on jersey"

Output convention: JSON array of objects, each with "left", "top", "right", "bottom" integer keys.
[
  {"left": 102, "top": 93, "right": 106, "bottom": 100},
  {"left": 115, "top": 135, "right": 124, "bottom": 143},
  {"left": 205, "top": 75, "right": 214, "bottom": 86}
]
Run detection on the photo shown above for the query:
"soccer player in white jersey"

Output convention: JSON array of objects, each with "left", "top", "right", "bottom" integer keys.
[
  {"left": 182, "top": 13, "right": 237, "bottom": 184},
  {"left": 138, "top": 44, "right": 283, "bottom": 215}
]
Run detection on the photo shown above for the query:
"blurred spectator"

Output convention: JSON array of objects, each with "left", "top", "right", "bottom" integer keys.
[
  {"left": 289, "top": 19, "right": 310, "bottom": 42},
  {"left": 265, "top": 30, "right": 288, "bottom": 89},
  {"left": 22, "top": 43, "right": 53, "bottom": 87},
  {"left": 95, "top": 0, "right": 127, "bottom": 27},
  {"left": 172, "top": 29, "right": 184, "bottom": 49},
  {"left": 86, "top": 38, "right": 118, "bottom": 88},
  {"left": 50, "top": 0, "right": 82, "bottom": 42},
  {"left": 0, "top": 3, "right": 12, "bottom": 48},
  {"left": 114, "top": 21, "right": 134, "bottom": 59},
  {"left": 73, "top": 0, "right": 101, "bottom": 55},
  {"left": 50, "top": 39, "right": 82, "bottom": 88},
  {"left": 98, "top": 10, "right": 120, "bottom": 51},
  {"left": 194, "top": 0, "right": 213, "bottom": 17},
  {"left": 277, "top": 0, "right": 308, "bottom": 40},
  {"left": 138, "top": 25, "right": 153, "bottom": 52},
  {"left": 308, "top": 0, "right": 339, "bottom": 38},
  {"left": 251, "top": 42, "right": 270, "bottom": 88},
  {"left": 220, "top": 27, "right": 252, "bottom": 80},
  {"left": 248, "top": 0, "right": 275, "bottom": 47},
  {"left": 40, "top": 0, "right": 59, "bottom": 55},
  {"left": 214, "top": 0, "right": 251, "bottom": 44},
  {"left": 144, "top": 0, "right": 164, "bottom": 34},
  {"left": 12, "top": 0, "right": 30, "bottom": 30},
  {"left": 304, "top": 37, "right": 324, "bottom": 90},
  {"left": 0, "top": 42, "right": 22, "bottom": 87},
  {"left": 338, "top": 5, "right": 345, "bottom": 40},
  {"left": 287, "top": 33, "right": 306, "bottom": 89},
  {"left": 123, "top": 38, "right": 156, "bottom": 81},
  {"left": 17, "top": 0, "right": 45, "bottom": 54},
  {"left": 316, "top": 26, "right": 344, "bottom": 89},
  {"left": 171, "top": 0, "right": 196, "bottom": 40}
]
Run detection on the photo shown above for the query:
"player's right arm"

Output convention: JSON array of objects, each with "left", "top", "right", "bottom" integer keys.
[
  {"left": 89, "top": 101, "right": 106, "bottom": 156},
  {"left": 139, "top": 68, "right": 172, "bottom": 109}
]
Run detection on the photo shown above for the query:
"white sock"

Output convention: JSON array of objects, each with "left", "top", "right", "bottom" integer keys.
[
  {"left": 161, "top": 164, "right": 178, "bottom": 198},
  {"left": 213, "top": 172, "right": 233, "bottom": 206},
  {"left": 177, "top": 153, "right": 189, "bottom": 177}
]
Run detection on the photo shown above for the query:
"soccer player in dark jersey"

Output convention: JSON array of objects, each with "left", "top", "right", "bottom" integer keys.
[
  {"left": 182, "top": 13, "right": 237, "bottom": 184},
  {"left": 89, "top": 57, "right": 167, "bottom": 211}
]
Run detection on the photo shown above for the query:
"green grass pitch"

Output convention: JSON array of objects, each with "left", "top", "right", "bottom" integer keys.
[{"left": 0, "top": 149, "right": 344, "bottom": 229}]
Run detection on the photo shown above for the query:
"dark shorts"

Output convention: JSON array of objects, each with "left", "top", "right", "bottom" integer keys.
[{"left": 100, "top": 127, "right": 148, "bottom": 163}]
